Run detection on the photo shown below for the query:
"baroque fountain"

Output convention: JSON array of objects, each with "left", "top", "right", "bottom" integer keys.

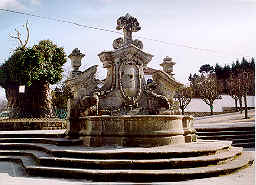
[
  {"left": 66, "top": 13, "right": 196, "bottom": 147},
  {"left": 0, "top": 14, "right": 252, "bottom": 182}
]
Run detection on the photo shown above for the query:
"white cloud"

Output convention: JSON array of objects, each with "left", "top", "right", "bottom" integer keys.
[
  {"left": 0, "top": 0, "right": 25, "bottom": 9},
  {"left": 30, "top": 0, "right": 40, "bottom": 5},
  {"left": 98, "top": 0, "right": 113, "bottom": 3},
  {"left": 0, "top": 0, "right": 40, "bottom": 10},
  {"left": 232, "top": 0, "right": 256, "bottom": 3}
]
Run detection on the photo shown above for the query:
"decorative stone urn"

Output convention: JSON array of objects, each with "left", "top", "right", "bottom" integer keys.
[
  {"left": 160, "top": 56, "right": 176, "bottom": 77},
  {"left": 68, "top": 48, "right": 85, "bottom": 78}
]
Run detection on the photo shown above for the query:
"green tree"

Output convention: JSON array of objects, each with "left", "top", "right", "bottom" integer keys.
[
  {"left": 175, "top": 86, "right": 193, "bottom": 115},
  {"left": 0, "top": 40, "right": 67, "bottom": 118},
  {"left": 199, "top": 64, "right": 214, "bottom": 74},
  {"left": 194, "top": 74, "right": 221, "bottom": 115}
]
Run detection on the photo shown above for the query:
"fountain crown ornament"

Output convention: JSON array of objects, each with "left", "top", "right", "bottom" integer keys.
[{"left": 113, "top": 13, "right": 143, "bottom": 49}]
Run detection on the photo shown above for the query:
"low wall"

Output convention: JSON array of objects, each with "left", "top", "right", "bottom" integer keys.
[
  {"left": 184, "top": 112, "right": 226, "bottom": 117},
  {"left": 0, "top": 118, "right": 67, "bottom": 130},
  {"left": 185, "top": 95, "right": 255, "bottom": 112}
]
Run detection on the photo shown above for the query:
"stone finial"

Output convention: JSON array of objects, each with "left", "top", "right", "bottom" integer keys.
[
  {"left": 116, "top": 13, "right": 141, "bottom": 44},
  {"left": 160, "top": 56, "right": 176, "bottom": 77},
  {"left": 68, "top": 48, "right": 85, "bottom": 71}
]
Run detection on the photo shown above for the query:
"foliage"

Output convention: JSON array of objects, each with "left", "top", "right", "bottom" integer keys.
[
  {"left": 194, "top": 74, "right": 221, "bottom": 115},
  {"left": 199, "top": 64, "right": 214, "bottom": 74},
  {"left": 0, "top": 40, "right": 67, "bottom": 88},
  {"left": 175, "top": 86, "right": 193, "bottom": 115},
  {"left": 51, "top": 84, "right": 72, "bottom": 110},
  {"left": 227, "top": 72, "right": 252, "bottom": 118},
  {"left": 189, "top": 57, "right": 255, "bottom": 96}
]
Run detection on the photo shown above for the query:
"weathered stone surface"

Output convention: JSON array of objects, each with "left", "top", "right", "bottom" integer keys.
[
  {"left": 0, "top": 119, "right": 66, "bottom": 130},
  {"left": 66, "top": 14, "right": 194, "bottom": 148},
  {"left": 76, "top": 115, "right": 187, "bottom": 147}
]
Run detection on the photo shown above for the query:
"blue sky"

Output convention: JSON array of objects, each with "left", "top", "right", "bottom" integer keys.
[{"left": 0, "top": 0, "right": 255, "bottom": 99}]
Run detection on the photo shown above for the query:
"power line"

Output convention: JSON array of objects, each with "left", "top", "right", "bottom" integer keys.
[
  {"left": 0, "top": 8, "right": 251, "bottom": 60},
  {"left": 0, "top": 8, "right": 122, "bottom": 35}
]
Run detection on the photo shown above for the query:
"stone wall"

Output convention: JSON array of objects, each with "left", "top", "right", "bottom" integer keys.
[{"left": 0, "top": 118, "right": 66, "bottom": 130}]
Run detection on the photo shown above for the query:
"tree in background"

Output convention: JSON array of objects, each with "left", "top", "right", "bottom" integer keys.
[
  {"left": 194, "top": 74, "right": 221, "bottom": 115},
  {"left": 190, "top": 58, "right": 255, "bottom": 113},
  {"left": 0, "top": 27, "right": 67, "bottom": 118},
  {"left": 231, "top": 71, "right": 252, "bottom": 119},
  {"left": 175, "top": 86, "right": 193, "bottom": 115},
  {"left": 199, "top": 64, "right": 214, "bottom": 74},
  {"left": 227, "top": 75, "right": 243, "bottom": 112},
  {"left": 51, "top": 84, "right": 72, "bottom": 119}
]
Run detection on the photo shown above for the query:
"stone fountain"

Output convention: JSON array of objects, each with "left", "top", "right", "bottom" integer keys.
[
  {"left": 66, "top": 13, "right": 196, "bottom": 147},
  {"left": 0, "top": 14, "right": 252, "bottom": 182}
]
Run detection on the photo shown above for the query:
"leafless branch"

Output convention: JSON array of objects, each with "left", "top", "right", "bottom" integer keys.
[{"left": 9, "top": 21, "right": 30, "bottom": 48}]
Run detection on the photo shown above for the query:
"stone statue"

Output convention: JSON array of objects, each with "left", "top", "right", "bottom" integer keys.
[
  {"left": 68, "top": 13, "right": 178, "bottom": 119},
  {"left": 69, "top": 92, "right": 99, "bottom": 118}
]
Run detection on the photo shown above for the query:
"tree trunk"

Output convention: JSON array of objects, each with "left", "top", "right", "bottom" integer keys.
[
  {"left": 5, "top": 81, "right": 52, "bottom": 118},
  {"left": 234, "top": 99, "right": 238, "bottom": 112},
  {"left": 181, "top": 108, "right": 184, "bottom": 115},
  {"left": 243, "top": 95, "right": 248, "bottom": 119},
  {"left": 239, "top": 97, "right": 243, "bottom": 114},
  {"left": 210, "top": 104, "right": 213, "bottom": 115}
]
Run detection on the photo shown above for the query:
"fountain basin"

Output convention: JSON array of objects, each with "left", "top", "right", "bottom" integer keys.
[{"left": 67, "top": 115, "right": 196, "bottom": 147}]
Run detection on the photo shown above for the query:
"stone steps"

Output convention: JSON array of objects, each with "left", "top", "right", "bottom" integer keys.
[
  {"left": 0, "top": 141, "right": 232, "bottom": 159},
  {"left": 24, "top": 153, "right": 252, "bottom": 182},
  {"left": 0, "top": 138, "right": 82, "bottom": 146},
  {"left": 196, "top": 130, "right": 254, "bottom": 135},
  {"left": 35, "top": 147, "right": 243, "bottom": 169},
  {"left": 0, "top": 147, "right": 242, "bottom": 170},
  {"left": 198, "top": 137, "right": 255, "bottom": 143},
  {"left": 196, "top": 126, "right": 255, "bottom": 148},
  {"left": 0, "top": 130, "right": 66, "bottom": 138},
  {"left": 0, "top": 134, "right": 253, "bottom": 182}
]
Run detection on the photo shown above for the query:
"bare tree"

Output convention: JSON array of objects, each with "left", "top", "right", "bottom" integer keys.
[
  {"left": 228, "top": 71, "right": 252, "bottom": 119},
  {"left": 175, "top": 86, "right": 193, "bottom": 115},
  {"left": 9, "top": 21, "right": 30, "bottom": 48},
  {"left": 195, "top": 74, "right": 221, "bottom": 115},
  {"left": 227, "top": 76, "right": 242, "bottom": 112},
  {"left": 0, "top": 99, "right": 7, "bottom": 112}
]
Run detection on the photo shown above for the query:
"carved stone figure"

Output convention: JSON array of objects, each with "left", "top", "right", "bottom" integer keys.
[
  {"left": 69, "top": 92, "right": 99, "bottom": 118},
  {"left": 68, "top": 14, "right": 180, "bottom": 119}
]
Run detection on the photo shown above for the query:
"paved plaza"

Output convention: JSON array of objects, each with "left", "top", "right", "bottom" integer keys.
[{"left": 0, "top": 110, "right": 254, "bottom": 184}]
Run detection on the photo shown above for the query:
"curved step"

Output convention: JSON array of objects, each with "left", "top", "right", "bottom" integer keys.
[
  {"left": 195, "top": 126, "right": 255, "bottom": 132},
  {"left": 25, "top": 152, "right": 253, "bottom": 182},
  {"left": 232, "top": 142, "right": 255, "bottom": 148},
  {"left": 0, "top": 138, "right": 82, "bottom": 146},
  {"left": 0, "top": 141, "right": 232, "bottom": 159},
  {"left": 198, "top": 136, "right": 254, "bottom": 142},
  {"left": 0, "top": 147, "right": 242, "bottom": 170},
  {"left": 197, "top": 133, "right": 255, "bottom": 138},
  {"left": 38, "top": 147, "right": 242, "bottom": 169},
  {"left": 196, "top": 130, "right": 255, "bottom": 136},
  {"left": 0, "top": 130, "right": 66, "bottom": 138}
]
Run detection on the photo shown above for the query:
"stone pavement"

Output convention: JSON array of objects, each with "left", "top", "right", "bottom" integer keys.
[
  {"left": 0, "top": 111, "right": 255, "bottom": 184},
  {"left": 0, "top": 154, "right": 254, "bottom": 185},
  {"left": 194, "top": 109, "right": 255, "bottom": 125}
]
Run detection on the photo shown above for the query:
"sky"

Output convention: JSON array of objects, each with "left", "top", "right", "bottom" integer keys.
[{"left": 0, "top": 0, "right": 255, "bottom": 100}]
